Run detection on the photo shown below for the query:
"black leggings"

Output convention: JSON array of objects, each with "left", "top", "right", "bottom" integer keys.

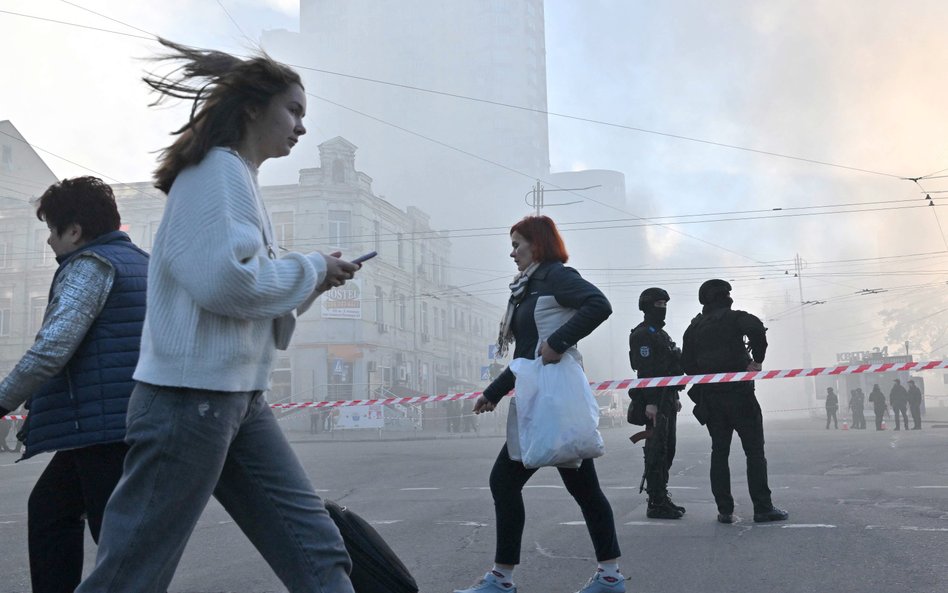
[{"left": 489, "top": 443, "right": 621, "bottom": 565}]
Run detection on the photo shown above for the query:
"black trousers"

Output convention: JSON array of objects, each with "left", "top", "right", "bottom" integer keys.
[
  {"left": 873, "top": 407, "right": 885, "bottom": 429},
  {"left": 893, "top": 405, "right": 909, "bottom": 430},
  {"left": 825, "top": 408, "right": 838, "bottom": 429},
  {"left": 643, "top": 398, "right": 678, "bottom": 500},
  {"left": 28, "top": 442, "right": 128, "bottom": 593},
  {"left": 909, "top": 403, "right": 922, "bottom": 429},
  {"left": 489, "top": 443, "right": 621, "bottom": 564},
  {"left": 705, "top": 393, "right": 773, "bottom": 515},
  {"left": 851, "top": 408, "right": 865, "bottom": 429}
]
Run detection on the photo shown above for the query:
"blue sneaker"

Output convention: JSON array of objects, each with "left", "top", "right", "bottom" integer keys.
[
  {"left": 453, "top": 570, "right": 517, "bottom": 593},
  {"left": 575, "top": 571, "right": 627, "bottom": 593}
]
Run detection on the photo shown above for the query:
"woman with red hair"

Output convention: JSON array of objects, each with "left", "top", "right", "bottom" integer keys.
[{"left": 454, "top": 216, "right": 626, "bottom": 593}]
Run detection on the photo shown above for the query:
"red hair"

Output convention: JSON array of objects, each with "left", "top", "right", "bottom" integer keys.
[{"left": 510, "top": 215, "right": 569, "bottom": 264}]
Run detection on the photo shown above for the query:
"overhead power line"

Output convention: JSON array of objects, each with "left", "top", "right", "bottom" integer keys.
[{"left": 1, "top": 5, "right": 924, "bottom": 182}]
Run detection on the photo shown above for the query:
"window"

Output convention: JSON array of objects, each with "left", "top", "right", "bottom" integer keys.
[
  {"left": 441, "top": 309, "right": 447, "bottom": 338},
  {"left": 0, "top": 241, "right": 8, "bottom": 269},
  {"left": 0, "top": 293, "right": 11, "bottom": 337},
  {"left": 433, "top": 307, "right": 440, "bottom": 339},
  {"left": 272, "top": 211, "right": 295, "bottom": 249},
  {"left": 373, "top": 220, "right": 381, "bottom": 254},
  {"left": 0, "top": 145, "right": 11, "bottom": 171},
  {"left": 398, "top": 295, "right": 407, "bottom": 330},
  {"left": 142, "top": 220, "right": 161, "bottom": 250},
  {"left": 375, "top": 286, "right": 384, "bottom": 323},
  {"left": 328, "top": 210, "right": 351, "bottom": 249},
  {"left": 421, "top": 302, "right": 429, "bottom": 335},
  {"left": 397, "top": 233, "right": 405, "bottom": 268},
  {"left": 30, "top": 295, "right": 47, "bottom": 335},
  {"left": 270, "top": 357, "right": 292, "bottom": 403},
  {"left": 34, "top": 229, "right": 52, "bottom": 267}
]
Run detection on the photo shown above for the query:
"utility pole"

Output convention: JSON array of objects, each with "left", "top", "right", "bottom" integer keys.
[
  {"left": 795, "top": 253, "right": 814, "bottom": 404},
  {"left": 524, "top": 181, "right": 599, "bottom": 215}
]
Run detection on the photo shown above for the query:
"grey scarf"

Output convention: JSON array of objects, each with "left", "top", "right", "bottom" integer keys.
[{"left": 496, "top": 262, "right": 540, "bottom": 358}]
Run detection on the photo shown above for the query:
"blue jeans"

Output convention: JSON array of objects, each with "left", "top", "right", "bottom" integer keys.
[{"left": 76, "top": 383, "right": 354, "bottom": 593}]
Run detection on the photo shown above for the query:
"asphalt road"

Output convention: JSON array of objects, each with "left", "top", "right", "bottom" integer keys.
[{"left": 1, "top": 418, "right": 946, "bottom": 593}]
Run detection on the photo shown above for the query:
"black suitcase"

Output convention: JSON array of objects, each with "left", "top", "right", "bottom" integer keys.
[{"left": 325, "top": 500, "right": 419, "bottom": 593}]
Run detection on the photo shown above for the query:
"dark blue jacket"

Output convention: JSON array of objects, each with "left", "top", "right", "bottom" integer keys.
[
  {"left": 484, "top": 261, "right": 611, "bottom": 404},
  {"left": 21, "top": 231, "right": 148, "bottom": 459}
]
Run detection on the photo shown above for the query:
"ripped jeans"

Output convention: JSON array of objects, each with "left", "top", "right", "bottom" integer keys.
[{"left": 76, "top": 383, "right": 353, "bottom": 593}]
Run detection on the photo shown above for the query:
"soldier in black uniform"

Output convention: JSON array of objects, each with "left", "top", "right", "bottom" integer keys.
[
  {"left": 825, "top": 387, "right": 839, "bottom": 429},
  {"left": 867, "top": 384, "right": 887, "bottom": 430},
  {"left": 849, "top": 388, "right": 866, "bottom": 429},
  {"left": 628, "top": 287, "right": 685, "bottom": 519},
  {"left": 680, "top": 279, "right": 788, "bottom": 524},
  {"left": 907, "top": 380, "right": 923, "bottom": 430},
  {"left": 889, "top": 379, "right": 909, "bottom": 431}
]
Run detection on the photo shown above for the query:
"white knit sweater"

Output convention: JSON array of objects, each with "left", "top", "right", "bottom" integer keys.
[{"left": 134, "top": 148, "right": 327, "bottom": 392}]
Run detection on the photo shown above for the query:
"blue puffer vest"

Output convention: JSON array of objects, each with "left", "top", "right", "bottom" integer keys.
[{"left": 20, "top": 231, "right": 148, "bottom": 459}]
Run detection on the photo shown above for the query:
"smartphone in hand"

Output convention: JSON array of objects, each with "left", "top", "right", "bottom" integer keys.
[{"left": 351, "top": 251, "right": 378, "bottom": 265}]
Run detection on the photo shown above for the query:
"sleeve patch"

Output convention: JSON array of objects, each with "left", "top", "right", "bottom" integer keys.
[{"left": 639, "top": 345, "right": 650, "bottom": 358}]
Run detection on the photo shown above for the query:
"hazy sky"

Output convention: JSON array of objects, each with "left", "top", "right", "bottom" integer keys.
[{"left": 3, "top": 1, "right": 948, "bottom": 381}]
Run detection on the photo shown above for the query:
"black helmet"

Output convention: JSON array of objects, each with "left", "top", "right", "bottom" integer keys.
[
  {"left": 638, "top": 287, "right": 670, "bottom": 312},
  {"left": 698, "top": 279, "right": 731, "bottom": 305}
]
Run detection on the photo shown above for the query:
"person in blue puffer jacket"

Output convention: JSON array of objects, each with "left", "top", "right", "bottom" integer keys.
[{"left": 0, "top": 176, "right": 148, "bottom": 593}]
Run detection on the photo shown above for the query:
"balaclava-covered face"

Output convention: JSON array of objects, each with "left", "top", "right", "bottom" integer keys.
[
  {"left": 639, "top": 287, "right": 670, "bottom": 327},
  {"left": 644, "top": 300, "right": 667, "bottom": 326}
]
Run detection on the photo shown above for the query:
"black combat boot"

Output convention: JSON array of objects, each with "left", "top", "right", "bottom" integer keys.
[
  {"left": 646, "top": 497, "right": 683, "bottom": 519},
  {"left": 666, "top": 493, "right": 686, "bottom": 514}
]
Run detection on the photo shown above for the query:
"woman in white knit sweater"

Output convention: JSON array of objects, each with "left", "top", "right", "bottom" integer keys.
[{"left": 77, "top": 39, "right": 359, "bottom": 593}]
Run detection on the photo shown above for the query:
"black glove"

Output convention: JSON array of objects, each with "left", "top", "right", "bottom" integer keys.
[{"left": 0, "top": 406, "right": 9, "bottom": 418}]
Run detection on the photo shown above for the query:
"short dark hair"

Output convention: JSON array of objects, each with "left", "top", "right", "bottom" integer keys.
[
  {"left": 35, "top": 176, "right": 121, "bottom": 240},
  {"left": 145, "top": 39, "right": 304, "bottom": 194},
  {"left": 509, "top": 215, "right": 569, "bottom": 264}
]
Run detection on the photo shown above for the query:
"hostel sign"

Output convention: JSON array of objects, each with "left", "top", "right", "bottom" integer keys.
[{"left": 321, "top": 278, "right": 362, "bottom": 319}]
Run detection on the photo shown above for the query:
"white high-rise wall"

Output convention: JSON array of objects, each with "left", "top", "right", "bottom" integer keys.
[{"left": 262, "top": 0, "right": 550, "bottom": 231}]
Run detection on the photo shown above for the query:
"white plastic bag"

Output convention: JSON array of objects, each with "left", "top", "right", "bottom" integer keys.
[{"left": 509, "top": 356, "right": 605, "bottom": 469}]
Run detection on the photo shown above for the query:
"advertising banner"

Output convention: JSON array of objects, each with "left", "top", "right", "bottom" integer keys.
[
  {"left": 321, "top": 278, "right": 363, "bottom": 319},
  {"left": 333, "top": 404, "right": 384, "bottom": 429}
]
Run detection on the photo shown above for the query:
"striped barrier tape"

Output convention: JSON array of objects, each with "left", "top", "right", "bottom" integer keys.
[
  {"left": 3, "top": 359, "right": 945, "bottom": 420},
  {"left": 268, "top": 359, "right": 948, "bottom": 411}
]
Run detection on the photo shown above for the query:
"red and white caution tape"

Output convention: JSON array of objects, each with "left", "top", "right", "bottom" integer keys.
[
  {"left": 4, "top": 359, "right": 944, "bottom": 420},
  {"left": 268, "top": 359, "right": 948, "bottom": 411},
  {"left": 592, "top": 359, "right": 948, "bottom": 391}
]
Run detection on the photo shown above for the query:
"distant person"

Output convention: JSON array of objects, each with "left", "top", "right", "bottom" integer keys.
[
  {"left": 448, "top": 399, "right": 463, "bottom": 433},
  {"left": 868, "top": 384, "right": 887, "bottom": 430},
  {"left": 849, "top": 388, "right": 866, "bottom": 429},
  {"left": 824, "top": 387, "right": 839, "bottom": 429},
  {"left": 75, "top": 40, "right": 359, "bottom": 593},
  {"left": 456, "top": 216, "right": 625, "bottom": 593},
  {"left": 310, "top": 408, "right": 323, "bottom": 433},
  {"left": 680, "top": 279, "right": 788, "bottom": 525},
  {"left": 889, "top": 379, "right": 909, "bottom": 431},
  {"left": 907, "top": 380, "right": 923, "bottom": 430},
  {"left": 11, "top": 416, "right": 23, "bottom": 453},
  {"left": 0, "top": 176, "right": 148, "bottom": 593},
  {"left": 0, "top": 413, "right": 13, "bottom": 452},
  {"left": 462, "top": 400, "right": 479, "bottom": 433},
  {"left": 628, "top": 287, "right": 685, "bottom": 519}
]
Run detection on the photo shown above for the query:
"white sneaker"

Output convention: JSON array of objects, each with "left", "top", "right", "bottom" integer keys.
[
  {"left": 453, "top": 570, "right": 517, "bottom": 593},
  {"left": 575, "top": 571, "right": 627, "bottom": 593}
]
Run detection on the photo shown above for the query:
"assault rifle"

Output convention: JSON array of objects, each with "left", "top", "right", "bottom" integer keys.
[{"left": 630, "top": 391, "right": 670, "bottom": 494}]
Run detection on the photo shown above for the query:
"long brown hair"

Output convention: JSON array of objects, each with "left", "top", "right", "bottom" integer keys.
[{"left": 145, "top": 38, "right": 303, "bottom": 194}]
